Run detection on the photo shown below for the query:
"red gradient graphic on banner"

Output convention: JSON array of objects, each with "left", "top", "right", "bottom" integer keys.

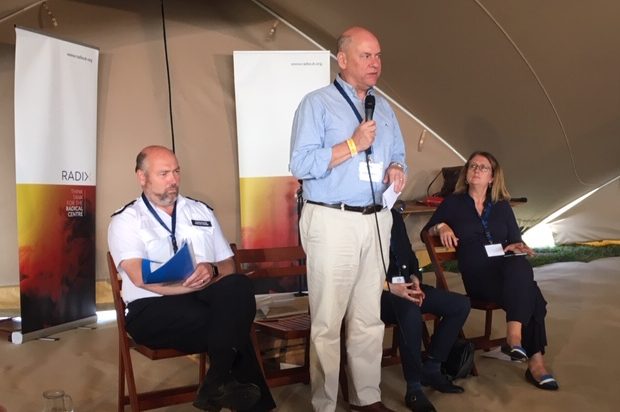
[
  {"left": 239, "top": 176, "right": 305, "bottom": 294},
  {"left": 16, "top": 184, "right": 96, "bottom": 333},
  {"left": 240, "top": 176, "right": 301, "bottom": 249}
]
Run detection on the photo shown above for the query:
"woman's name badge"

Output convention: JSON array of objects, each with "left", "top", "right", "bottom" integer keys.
[
  {"left": 485, "top": 243, "right": 505, "bottom": 257},
  {"left": 359, "top": 161, "right": 384, "bottom": 182}
]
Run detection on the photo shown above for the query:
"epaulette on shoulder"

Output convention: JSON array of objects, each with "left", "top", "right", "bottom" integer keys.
[
  {"left": 186, "top": 196, "right": 214, "bottom": 211},
  {"left": 111, "top": 199, "right": 137, "bottom": 217}
]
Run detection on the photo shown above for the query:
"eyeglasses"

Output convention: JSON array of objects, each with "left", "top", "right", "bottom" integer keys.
[{"left": 468, "top": 163, "right": 492, "bottom": 173}]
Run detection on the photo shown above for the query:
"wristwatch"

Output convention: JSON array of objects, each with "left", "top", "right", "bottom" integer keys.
[{"left": 389, "top": 162, "right": 405, "bottom": 171}]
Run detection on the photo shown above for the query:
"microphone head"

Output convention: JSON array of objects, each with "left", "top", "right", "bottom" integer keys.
[{"left": 364, "top": 95, "right": 375, "bottom": 121}]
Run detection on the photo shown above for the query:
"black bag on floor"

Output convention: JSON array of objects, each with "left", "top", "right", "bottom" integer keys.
[{"left": 441, "top": 339, "right": 475, "bottom": 380}]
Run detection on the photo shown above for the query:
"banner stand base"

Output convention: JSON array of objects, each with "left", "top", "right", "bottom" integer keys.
[
  {"left": 0, "top": 317, "right": 21, "bottom": 341},
  {"left": 10, "top": 314, "right": 97, "bottom": 344}
]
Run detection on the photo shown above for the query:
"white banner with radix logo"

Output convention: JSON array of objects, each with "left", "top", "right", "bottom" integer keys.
[{"left": 13, "top": 27, "right": 98, "bottom": 343}]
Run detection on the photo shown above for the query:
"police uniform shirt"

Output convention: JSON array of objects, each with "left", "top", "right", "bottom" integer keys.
[{"left": 108, "top": 194, "right": 233, "bottom": 304}]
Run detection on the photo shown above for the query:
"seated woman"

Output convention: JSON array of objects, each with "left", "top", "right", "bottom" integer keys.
[
  {"left": 382, "top": 209, "right": 471, "bottom": 412},
  {"left": 422, "top": 151, "right": 559, "bottom": 391}
]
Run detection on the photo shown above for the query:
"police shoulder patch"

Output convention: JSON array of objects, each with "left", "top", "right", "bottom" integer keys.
[
  {"left": 111, "top": 199, "right": 137, "bottom": 217},
  {"left": 186, "top": 196, "right": 214, "bottom": 211}
]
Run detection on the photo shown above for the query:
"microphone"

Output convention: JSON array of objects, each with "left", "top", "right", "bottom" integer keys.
[{"left": 364, "top": 94, "right": 375, "bottom": 155}]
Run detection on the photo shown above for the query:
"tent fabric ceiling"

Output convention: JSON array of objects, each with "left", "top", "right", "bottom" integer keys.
[
  {"left": 0, "top": 0, "right": 617, "bottom": 240},
  {"left": 259, "top": 0, "right": 620, "bottom": 227},
  {"left": 549, "top": 178, "right": 620, "bottom": 244}
]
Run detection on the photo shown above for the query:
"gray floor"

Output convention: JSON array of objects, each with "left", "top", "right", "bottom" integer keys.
[{"left": 1, "top": 257, "right": 619, "bottom": 411}]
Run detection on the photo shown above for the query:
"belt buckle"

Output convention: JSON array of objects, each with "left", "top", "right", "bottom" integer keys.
[{"left": 363, "top": 205, "right": 381, "bottom": 215}]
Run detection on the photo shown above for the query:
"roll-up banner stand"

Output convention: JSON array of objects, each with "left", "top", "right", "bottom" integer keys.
[
  {"left": 233, "top": 50, "right": 329, "bottom": 294},
  {"left": 233, "top": 51, "right": 329, "bottom": 246},
  {"left": 13, "top": 27, "right": 99, "bottom": 344}
]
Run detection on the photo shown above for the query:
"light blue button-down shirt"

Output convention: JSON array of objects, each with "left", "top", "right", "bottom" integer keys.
[{"left": 290, "top": 75, "right": 407, "bottom": 206}]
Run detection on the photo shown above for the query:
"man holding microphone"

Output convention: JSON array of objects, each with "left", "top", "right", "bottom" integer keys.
[{"left": 290, "top": 26, "right": 407, "bottom": 412}]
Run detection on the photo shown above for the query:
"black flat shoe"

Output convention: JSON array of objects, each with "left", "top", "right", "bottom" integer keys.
[
  {"left": 193, "top": 377, "right": 261, "bottom": 411},
  {"left": 421, "top": 371, "right": 465, "bottom": 393},
  {"left": 525, "top": 369, "right": 559, "bottom": 391},
  {"left": 405, "top": 390, "right": 436, "bottom": 412},
  {"left": 501, "top": 344, "right": 528, "bottom": 362}
]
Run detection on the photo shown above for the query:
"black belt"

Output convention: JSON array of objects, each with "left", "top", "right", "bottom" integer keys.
[{"left": 306, "top": 200, "right": 384, "bottom": 215}]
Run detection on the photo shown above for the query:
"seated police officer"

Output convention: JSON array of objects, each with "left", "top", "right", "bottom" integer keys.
[
  {"left": 381, "top": 209, "right": 470, "bottom": 412},
  {"left": 108, "top": 145, "right": 275, "bottom": 411}
]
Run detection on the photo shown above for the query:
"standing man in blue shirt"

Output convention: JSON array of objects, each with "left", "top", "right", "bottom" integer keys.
[{"left": 290, "top": 26, "right": 407, "bottom": 412}]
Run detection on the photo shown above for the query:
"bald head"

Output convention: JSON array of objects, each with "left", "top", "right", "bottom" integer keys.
[
  {"left": 135, "top": 145, "right": 175, "bottom": 173},
  {"left": 135, "top": 145, "right": 180, "bottom": 209},
  {"left": 337, "top": 26, "right": 379, "bottom": 53},
  {"left": 336, "top": 26, "right": 382, "bottom": 98}
]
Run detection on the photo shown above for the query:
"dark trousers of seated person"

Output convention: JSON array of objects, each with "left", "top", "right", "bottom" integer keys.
[
  {"left": 126, "top": 274, "right": 276, "bottom": 411},
  {"left": 461, "top": 256, "right": 548, "bottom": 356},
  {"left": 381, "top": 284, "right": 470, "bottom": 385}
]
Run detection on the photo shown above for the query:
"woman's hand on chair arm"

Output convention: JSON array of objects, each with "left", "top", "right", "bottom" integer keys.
[{"left": 433, "top": 222, "right": 459, "bottom": 249}]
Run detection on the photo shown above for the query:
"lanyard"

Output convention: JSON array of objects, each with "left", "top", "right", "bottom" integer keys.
[
  {"left": 141, "top": 193, "right": 178, "bottom": 253},
  {"left": 479, "top": 200, "right": 494, "bottom": 244},
  {"left": 333, "top": 79, "right": 364, "bottom": 123}
]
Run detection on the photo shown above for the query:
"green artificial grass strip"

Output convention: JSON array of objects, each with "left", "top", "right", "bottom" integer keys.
[
  {"left": 528, "top": 244, "right": 620, "bottom": 267},
  {"left": 421, "top": 244, "right": 620, "bottom": 273}
]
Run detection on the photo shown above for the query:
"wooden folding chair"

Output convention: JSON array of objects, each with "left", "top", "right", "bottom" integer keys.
[
  {"left": 106, "top": 252, "right": 207, "bottom": 411},
  {"left": 230, "top": 244, "right": 311, "bottom": 388},
  {"left": 421, "top": 230, "right": 507, "bottom": 354}
]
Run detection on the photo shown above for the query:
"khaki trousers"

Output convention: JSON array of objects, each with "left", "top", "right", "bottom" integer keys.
[{"left": 300, "top": 203, "right": 392, "bottom": 412}]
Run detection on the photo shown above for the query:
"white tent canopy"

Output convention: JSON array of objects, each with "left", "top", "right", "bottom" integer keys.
[{"left": 0, "top": 0, "right": 618, "bottom": 287}]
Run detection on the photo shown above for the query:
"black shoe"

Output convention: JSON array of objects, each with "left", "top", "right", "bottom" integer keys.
[
  {"left": 501, "top": 344, "right": 528, "bottom": 362},
  {"left": 525, "top": 369, "right": 559, "bottom": 391},
  {"left": 405, "top": 390, "right": 436, "bottom": 412},
  {"left": 421, "top": 371, "right": 465, "bottom": 393},
  {"left": 193, "top": 377, "right": 261, "bottom": 411}
]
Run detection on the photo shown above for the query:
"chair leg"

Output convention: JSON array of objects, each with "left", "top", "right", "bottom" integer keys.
[
  {"left": 250, "top": 324, "right": 271, "bottom": 386},
  {"left": 422, "top": 323, "right": 432, "bottom": 352},
  {"left": 484, "top": 309, "right": 493, "bottom": 349},
  {"left": 303, "top": 336, "right": 311, "bottom": 384},
  {"left": 121, "top": 342, "right": 140, "bottom": 411},
  {"left": 118, "top": 346, "right": 125, "bottom": 412},
  {"left": 390, "top": 325, "right": 399, "bottom": 357}
]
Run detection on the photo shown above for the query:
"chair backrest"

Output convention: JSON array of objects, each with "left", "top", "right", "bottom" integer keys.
[
  {"left": 107, "top": 252, "right": 131, "bottom": 342},
  {"left": 231, "top": 244, "right": 311, "bottom": 387},
  {"left": 421, "top": 229, "right": 454, "bottom": 291},
  {"left": 231, "top": 243, "right": 307, "bottom": 280}
]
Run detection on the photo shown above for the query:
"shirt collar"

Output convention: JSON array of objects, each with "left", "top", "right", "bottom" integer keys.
[{"left": 336, "top": 74, "right": 375, "bottom": 100}]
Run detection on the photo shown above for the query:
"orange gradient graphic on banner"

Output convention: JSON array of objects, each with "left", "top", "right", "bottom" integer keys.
[
  {"left": 16, "top": 184, "right": 96, "bottom": 331},
  {"left": 239, "top": 176, "right": 300, "bottom": 249}
]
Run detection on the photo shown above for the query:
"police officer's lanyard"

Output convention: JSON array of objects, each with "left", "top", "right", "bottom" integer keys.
[
  {"left": 333, "top": 79, "right": 364, "bottom": 124},
  {"left": 141, "top": 193, "right": 178, "bottom": 253},
  {"left": 479, "top": 200, "right": 494, "bottom": 244}
]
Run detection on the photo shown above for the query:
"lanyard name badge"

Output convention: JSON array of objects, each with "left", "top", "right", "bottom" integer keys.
[
  {"left": 480, "top": 200, "right": 504, "bottom": 257},
  {"left": 141, "top": 193, "right": 178, "bottom": 254},
  {"left": 333, "top": 79, "right": 383, "bottom": 182}
]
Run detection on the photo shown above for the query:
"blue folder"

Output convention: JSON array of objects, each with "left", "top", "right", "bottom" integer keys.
[{"left": 142, "top": 242, "right": 196, "bottom": 284}]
